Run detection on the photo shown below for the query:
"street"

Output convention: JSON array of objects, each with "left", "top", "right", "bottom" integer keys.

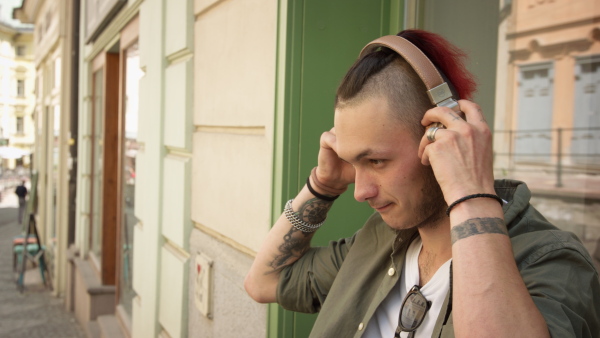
[{"left": 0, "top": 193, "right": 85, "bottom": 338}]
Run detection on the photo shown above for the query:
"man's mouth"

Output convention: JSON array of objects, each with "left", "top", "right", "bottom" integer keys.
[{"left": 372, "top": 203, "right": 392, "bottom": 212}]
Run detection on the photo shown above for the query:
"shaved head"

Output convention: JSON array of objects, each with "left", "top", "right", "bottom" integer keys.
[{"left": 335, "top": 50, "right": 432, "bottom": 141}]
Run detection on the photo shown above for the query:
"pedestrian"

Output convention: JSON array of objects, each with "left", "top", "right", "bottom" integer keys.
[
  {"left": 15, "top": 180, "right": 27, "bottom": 224},
  {"left": 244, "top": 30, "right": 600, "bottom": 337}
]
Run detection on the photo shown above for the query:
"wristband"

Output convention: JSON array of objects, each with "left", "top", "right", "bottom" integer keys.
[
  {"left": 446, "top": 193, "right": 503, "bottom": 216},
  {"left": 310, "top": 167, "right": 347, "bottom": 196},
  {"left": 306, "top": 177, "right": 339, "bottom": 201}
]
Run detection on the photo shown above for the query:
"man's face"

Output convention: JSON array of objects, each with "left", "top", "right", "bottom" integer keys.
[{"left": 334, "top": 95, "right": 446, "bottom": 230}]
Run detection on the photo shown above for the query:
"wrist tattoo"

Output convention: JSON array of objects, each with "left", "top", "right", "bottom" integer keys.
[
  {"left": 267, "top": 198, "right": 332, "bottom": 273},
  {"left": 451, "top": 217, "right": 507, "bottom": 245},
  {"left": 298, "top": 197, "right": 333, "bottom": 224}
]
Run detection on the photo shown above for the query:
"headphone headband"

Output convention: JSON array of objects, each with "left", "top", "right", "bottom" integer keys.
[{"left": 359, "top": 35, "right": 459, "bottom": 112}]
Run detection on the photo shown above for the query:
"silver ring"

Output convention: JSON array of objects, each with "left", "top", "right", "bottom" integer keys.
[{"left": 426, "top": 127, "right": 440, "bottom": 142}]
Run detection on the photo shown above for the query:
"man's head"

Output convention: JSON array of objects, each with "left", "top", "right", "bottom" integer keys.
[
  {"left": 332, "top": 30, "right": 476, "bottom": 230},
  {"left": 335, "top": 29, "right": 476, "bottom": 142}
]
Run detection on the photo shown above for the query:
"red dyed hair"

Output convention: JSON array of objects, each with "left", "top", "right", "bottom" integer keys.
[
  {"left": 335, "top": 29, "right": 477, "bottom": 140},
  {"left": 398, "top": 29, "right": 477, "bottom": 100}
]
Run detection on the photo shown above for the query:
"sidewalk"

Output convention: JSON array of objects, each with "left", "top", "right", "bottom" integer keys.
[{"left": 0, "top": 195, "right": 85, "bottom": 338}]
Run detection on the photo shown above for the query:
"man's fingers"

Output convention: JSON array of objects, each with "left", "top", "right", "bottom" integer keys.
[
  {"left": 418, "top": 128, "right": 450, "bottom": 164},
  {"left": 421, "top": 100, "right": 487, "bottom": 129},
  {"left": 320, "top": 130, "right": 338, "bottom": 150}
]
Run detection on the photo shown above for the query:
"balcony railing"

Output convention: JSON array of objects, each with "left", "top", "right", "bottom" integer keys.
[{"left": 494, "top": 127, "right": 600, "bottom": 187}]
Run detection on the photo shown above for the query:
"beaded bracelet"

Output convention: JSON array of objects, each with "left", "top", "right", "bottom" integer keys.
[
  {"left": 284, "top": 199, "right": 325, "bottom": 233},
  {"left": 446, "top": 193, "right": 503, "bottom": 216}
]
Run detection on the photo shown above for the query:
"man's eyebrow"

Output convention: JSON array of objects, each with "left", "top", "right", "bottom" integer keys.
[
  {"left": 354, "top": 150, "right": 373, "bottom": 162},
  {"left": 339, "top": 149, "right": 373, "bottom": 164}
]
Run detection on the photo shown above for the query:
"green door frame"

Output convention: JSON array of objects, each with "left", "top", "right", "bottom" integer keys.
[{"left": 270, "top": 0, "right": 405, "bottom": 337}]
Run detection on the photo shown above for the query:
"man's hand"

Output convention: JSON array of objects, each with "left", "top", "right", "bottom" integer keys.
[
  {"left": 418, "top": 100, "right": 549, "bottom": 337},
  {"left": 245, "top": 128, "right": 349, "bottom": 304},
  {"left": 417, "top": 100, "right": 496, "bottom": 205},
  {"left": 314, "top": 128, "right": 355, "bottom": 193}
]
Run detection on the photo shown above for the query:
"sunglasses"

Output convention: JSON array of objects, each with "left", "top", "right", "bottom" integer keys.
[{"left": 394, "top": 285, "right": 432, "bottom": 338}]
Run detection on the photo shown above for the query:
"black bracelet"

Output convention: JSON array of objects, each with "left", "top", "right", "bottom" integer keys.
[
  {"left": 446, "top": 193, "right": 503, "bottom": 216},
  {"left": 306, "top": 177, "right": 339, "bottom": 201}
]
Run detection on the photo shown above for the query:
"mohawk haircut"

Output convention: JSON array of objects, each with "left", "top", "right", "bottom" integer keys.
[{"left": 335, "top": 29, "right": 477, "bottom": 140}]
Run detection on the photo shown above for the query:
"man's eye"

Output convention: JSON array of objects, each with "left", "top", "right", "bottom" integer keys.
[{"left": 370, "top": 159, "right": 384, "bottom": 166}]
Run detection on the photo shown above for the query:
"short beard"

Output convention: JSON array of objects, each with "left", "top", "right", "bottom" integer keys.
[{"left": 414, "top": 166, "right": 447, "bottom": 230}]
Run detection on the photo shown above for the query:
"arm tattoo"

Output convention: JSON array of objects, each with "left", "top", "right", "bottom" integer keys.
[
  {"left": 298, "top": 198, "right": 333, "bottom": 224},
  {"left": 451, "top": 217, "right": 508, "bottom": 245},
  {"left": 267, "top": 198, "right": 333, "bottom": 273},
  {"left": 268, "top": 226, "right": 313, "bottom": 273}
]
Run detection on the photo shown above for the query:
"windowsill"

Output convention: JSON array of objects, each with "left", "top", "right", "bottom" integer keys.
[{"left": 73, "top": 257, "right": 115, "bottom": 294}]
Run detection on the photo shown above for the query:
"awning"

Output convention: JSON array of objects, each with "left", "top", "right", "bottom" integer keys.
[{"left": 0, "top": 146, "right": 31, "bottom": 159}]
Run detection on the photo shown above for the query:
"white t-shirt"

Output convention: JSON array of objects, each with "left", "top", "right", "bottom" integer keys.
[{"left": 364, "top": 237, "right": 451, "bottom": 337}]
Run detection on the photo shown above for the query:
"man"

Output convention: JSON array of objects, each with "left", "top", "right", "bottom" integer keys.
[
  {"left": 245, "top": 30, "right": 600, "bottom": 337},
  {"left": 15, "top": 180, "right": 27, "bottom": 224}
]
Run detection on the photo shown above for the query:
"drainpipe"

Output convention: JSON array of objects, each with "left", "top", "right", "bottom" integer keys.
[{"left": 68, "top": 0, "right": 80, "bottom": 245}]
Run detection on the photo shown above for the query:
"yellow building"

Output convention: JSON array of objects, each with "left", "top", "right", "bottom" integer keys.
[
  {"left": 13, "top": 0, "right": 79, "bottom": 303},
  {"left": 494, "top": 0, "right": 600, "bottom": 257},
  {"left": 0, "top": 1, "right": 34, "bottom": 170}
]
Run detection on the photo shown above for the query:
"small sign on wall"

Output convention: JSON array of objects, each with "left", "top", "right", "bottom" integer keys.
[{"left": 194, "top": 252, "right": 213, "bottom": 318}]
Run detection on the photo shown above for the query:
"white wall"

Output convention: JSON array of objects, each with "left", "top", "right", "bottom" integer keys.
[{"left": 191, "top": 0, "right": 277, "bottom": 253}]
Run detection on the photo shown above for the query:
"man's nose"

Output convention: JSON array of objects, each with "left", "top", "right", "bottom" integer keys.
[{"left": 353, "top": 170, "right": 377, "bottom": 202}]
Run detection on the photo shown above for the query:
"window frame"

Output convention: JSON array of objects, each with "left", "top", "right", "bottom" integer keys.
[
  {"left": 89, "top": 49, "right": 120, "bottom": 285},
  {"left": 113, "top": 15, "right": 141, "bottom": 325}
]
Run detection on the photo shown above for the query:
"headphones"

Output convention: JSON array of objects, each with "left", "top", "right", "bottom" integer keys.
[{"left": 359, "top": 35, "right": 462, "bottom": 125}]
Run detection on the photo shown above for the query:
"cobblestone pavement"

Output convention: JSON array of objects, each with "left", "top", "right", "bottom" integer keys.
[{"left": 0, "top": 194, "right": 85, "bottom": 338}]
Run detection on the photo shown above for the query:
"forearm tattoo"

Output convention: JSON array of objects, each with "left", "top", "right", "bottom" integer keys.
[
  {"left": 267, "top": 198, "right": 333, "bottom": 273},
  {"left": 298, "top": 198, "right": 333, "bottom": 224},
  {"left": 451, "top": 217, "right": 508, "bottom": 245}
]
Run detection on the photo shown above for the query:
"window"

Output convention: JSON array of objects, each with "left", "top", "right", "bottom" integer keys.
[
  {"left": 514, "top": 63, "right": 554, "bottom": 163},
  {"left": 16, "top": 46, "right": 25, "bottom": 57},
  {"left": 119, "top": 41, "right": 142, "bottom": 317},
  {"left": 17, "top": 80, "right": 25, "bottom": 97},
  {"left": 16, "top": 117, "right": 23, "bottom": 134},
  {"left": 571, "top": 56, "right": 600, "bottom": 165},
  {"left": 53, "top": 57, "right": 61, "bottom": 89},
  {"left": 89, "top": 50, "right": 120, "bottom": 285}
]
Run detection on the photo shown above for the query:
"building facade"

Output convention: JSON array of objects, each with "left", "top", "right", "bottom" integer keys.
[
  {"left": 15, "top": 0, "right": 600, "bottom": 337},
  {"left": 0, "top": 2, "right": 34, "bottom": 170},
  {"left": 493, "top": 0, "right": 600, "bottom": 258},
  {"left": 13, "top": 0, "right": 78, "bottom": 302}
]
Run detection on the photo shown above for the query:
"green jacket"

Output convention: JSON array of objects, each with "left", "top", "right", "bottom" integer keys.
[{"left": 277, "top": 180, "right": 600, "bottom": 337}]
